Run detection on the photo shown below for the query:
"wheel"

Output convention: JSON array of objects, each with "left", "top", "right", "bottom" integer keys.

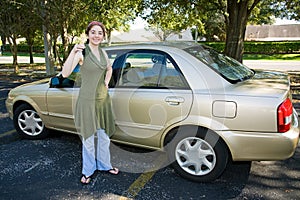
[
  {"left": 13, "top": 104, "right": 49, "bottom": 139},
  {"left": 166, "top": 126, "right": 229, "bottom": 182}
]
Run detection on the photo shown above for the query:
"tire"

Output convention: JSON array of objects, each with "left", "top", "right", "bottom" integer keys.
[
  {"left": 166, "top": 126, "right": 229, "bottom": 182},
  {"left": 13, "top": 104, "right": 49, "bottom": 139}
]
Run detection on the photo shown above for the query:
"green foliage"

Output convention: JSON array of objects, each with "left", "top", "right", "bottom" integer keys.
[
  {"left": 248, "top": 1, "right": 276, "bottom": 25},
  {"left": 243, "top": 53, "right": 300, "bottom": 60},
  {"left": 201, "top": 42, "right": 225, "bottom": 52},
  {"left": 142, "top": 0, "right": 190, "bottom": 41},
  {"left": 1, "top": 0, "right": 299, "bottom": 66},
  {"left": 202, "top": 41, "right": 300, "bottom": 54},
  {"left": 3, "top": 44, "right": 44, "bottom": 53},
  {"left": 244, "top": 41, "right": 300, "bottom": 54},
  {"left": 5, "top": 41, "right": 300, "bottom": 57},
  {"left": 86, "top": 0, "right": 144, "bottom": 44},
  {"left": 271, "top": 0, "right": 300, "bottom": 21}
]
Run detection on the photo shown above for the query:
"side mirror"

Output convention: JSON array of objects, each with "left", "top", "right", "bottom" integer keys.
[
  {"left": 49, "top": 74, "right": 75, "bottom": 88},
  {"left": 50, "top": 76, "right": 60, "bottom": 87},
  {"left": 50, "top": 75, "right": 62, "bottom": 88}
]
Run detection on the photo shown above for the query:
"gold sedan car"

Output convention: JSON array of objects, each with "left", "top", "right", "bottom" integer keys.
[{"left": 6, "top": 42, "right": 299, "bottom": 182}]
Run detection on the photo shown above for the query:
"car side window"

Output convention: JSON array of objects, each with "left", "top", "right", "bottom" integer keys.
[
  {"left": 49, "top": 64, "right": 81, "bottom": 88},
  {"left": 158, "top": 58, "right": 188, "bottom": 88},
  {"left": 116, "top": 51, "right": 188, "bottom": 89}
]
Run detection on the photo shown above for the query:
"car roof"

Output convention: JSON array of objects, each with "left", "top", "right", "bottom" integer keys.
[{"left": 104, "top": 41, "right": 201, "bottom": 51}]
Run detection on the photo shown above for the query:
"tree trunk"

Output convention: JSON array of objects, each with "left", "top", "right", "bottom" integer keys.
[
  {"left": 29, "top": 44, "right": 34, "bottom": 64},
  {"left": 8, "top": 36, "right": 19, "bottom": 73},
  {"left": 53, "top": 39, "right": 58, "bottom": 64},
  {"left": 13, "top": 41, "right": 19, "bottom": 73},
  {"left": 43, "top": 25, "right": 55, "bottom": 75},
  {"left": 0, "top": 35, "right": 5, "bottom": 55},
  {"left": 224, "top": 0, "right": 261, "bottom": 63},
  {"left": 107, "top": 30, "right": 112, "bottom": 46},
  {"left": 62, "top": 26, "right": 69, "bottom": 63},
  {"left": 224, "top": 0, "right": 249, "bottom": 63}
]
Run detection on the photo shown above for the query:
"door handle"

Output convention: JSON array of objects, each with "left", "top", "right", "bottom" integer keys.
[{"left": 165, "top": 96, "right": 184, "bottom": 105}]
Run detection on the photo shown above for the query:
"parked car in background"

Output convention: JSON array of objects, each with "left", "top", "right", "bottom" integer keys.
[{"left": 6, "top": 42, "right": 299, "bottom": 182}]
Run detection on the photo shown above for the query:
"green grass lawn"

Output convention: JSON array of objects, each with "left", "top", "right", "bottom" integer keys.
[
  {"left": 1, "top": 52, "right": 45, "bottom": 57},
  {"left": 243, "top": 54, "right": 300, "bottom": 60}
]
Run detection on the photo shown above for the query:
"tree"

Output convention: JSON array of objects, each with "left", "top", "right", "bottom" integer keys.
[
  {"left": 187, "top": 0, "right": 262, "bottom": 62},
  {"left": 143, "top": 0, "right": 281, "bottom": 62},
  {"left": 86, "top": 0, "right": 144, "bottom": 45},
  {"left": 26, "top": 0, "right": 89, "bottom": 74},
  {"left": 0, "top": 0, "right": 27, "bottom": 73},
  {"left": 271, "top": 1, "right": 300, "bottom": 21},
  {"left": 222, "top": 0, "right": 261, "bottom": 62},
  {"left": 19, "top": 4, "right": 42, "bottom": 64},
  {"left": 247, "top": 1, "right": 276, "bottom": 25},
  {"left": 142, "top": 0, "right": 205, "bottom": 41},
  {"left": 143, "top": 1, "right": 187, "bottom": 41}
]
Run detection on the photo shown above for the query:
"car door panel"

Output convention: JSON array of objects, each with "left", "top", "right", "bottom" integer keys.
[
  {"left": 110, "top": 88, "right": 192, "bottom": 148},
  {"left": 46, "top": 87, "right": 78, "bottom": 132},
  {"left": 108, "top": 50, "right": 193, "bottom": 148}
]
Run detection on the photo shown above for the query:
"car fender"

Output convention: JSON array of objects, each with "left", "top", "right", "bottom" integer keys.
[
  {"left": 11, "top": 95, "right": 49, "bottom": 123},
  {"left": 160, "top": 115, "right": 231, "bottom": 147}
]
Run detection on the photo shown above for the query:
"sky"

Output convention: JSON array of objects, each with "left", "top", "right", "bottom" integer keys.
[
  {"left": 275, "top": 18, "right": 300, "bottom": 25},
  {"left": 129, "top": 17, "right": 148, "bottom": 30}
]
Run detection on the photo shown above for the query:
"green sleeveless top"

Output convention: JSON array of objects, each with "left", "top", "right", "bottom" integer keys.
[{"left": 74, "top": 44, "right": 115, "bottom": 139}]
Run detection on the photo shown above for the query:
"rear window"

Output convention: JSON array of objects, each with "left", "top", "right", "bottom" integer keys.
[{"left": 184, "top": 45, "right": 254, "bottom": 84}]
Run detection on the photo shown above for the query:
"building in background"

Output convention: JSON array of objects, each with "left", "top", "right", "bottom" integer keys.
[
  {"left": 110, "top": 28, "right": 193, "bottom": 43},
  {"left": 245, "top": 24, "right": 300, "bottom": 41}
]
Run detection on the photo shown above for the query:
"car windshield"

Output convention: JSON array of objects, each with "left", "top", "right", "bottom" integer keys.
[{"left": 184, "top": 45, "right": 255, "bottom": 83}]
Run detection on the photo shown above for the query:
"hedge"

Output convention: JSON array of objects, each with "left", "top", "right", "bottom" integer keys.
[
  {"left": 2, "top": 41, "right": 300, "bottom": 54},
  {"left": 202, "top": 41, "right": 300, "bottom": 54},
  {"left": 2, "top": 44, "right": 44, "bottom": 53}
]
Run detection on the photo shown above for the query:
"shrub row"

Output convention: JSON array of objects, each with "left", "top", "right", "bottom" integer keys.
[
  {"left": 2, "top": 41, "right": 300, "bottom": 54},
  {"left": 202, "top": 41, "right": 300, "bottom": 54},
  {"left": 2, "top": 44, "right": 45, "bottom": 53}
]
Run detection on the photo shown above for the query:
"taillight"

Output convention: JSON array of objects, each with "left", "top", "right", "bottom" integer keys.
[{"left": 277, "top": 98, "right": 293, "bottom": 133}]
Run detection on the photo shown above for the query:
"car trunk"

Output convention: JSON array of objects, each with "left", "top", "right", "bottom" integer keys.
[
  {"left": 236, "top": 70, "right": 291, "bottom": 98},
  {"left": 220, "top": 70, "right": 294, "bottom": 132}
]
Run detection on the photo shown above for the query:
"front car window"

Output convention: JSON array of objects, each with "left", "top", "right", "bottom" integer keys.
[{"left": 184, "top": 45, "right": 255, "bottom": 83}]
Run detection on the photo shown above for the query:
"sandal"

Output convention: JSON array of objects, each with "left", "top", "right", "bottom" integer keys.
[
  {"left": 80, "top": 175, "right": 92, "bottom": 184},
  {"left": 107, "top": 167, "right": 119, "bottom": 175}
]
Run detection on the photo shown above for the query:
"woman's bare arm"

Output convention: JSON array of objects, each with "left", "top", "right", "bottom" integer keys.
[
  {"left": 104, "top": 65, "right": 113, "bottom": 88},
  {"left": 103, "top": 50, "right": 112, "bottom": 88},
  {"left": 62, "top": 44, "right": 84, "bottom": 78}
]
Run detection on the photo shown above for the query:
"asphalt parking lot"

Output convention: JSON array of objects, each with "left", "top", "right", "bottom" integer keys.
[{"left": 0, "top": 59, "right": 300, "bottom": 199}]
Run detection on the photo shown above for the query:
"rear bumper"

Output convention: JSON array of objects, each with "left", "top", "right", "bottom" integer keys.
[{"left": 220, "top": 125, "right": 299, "bottom": 161}]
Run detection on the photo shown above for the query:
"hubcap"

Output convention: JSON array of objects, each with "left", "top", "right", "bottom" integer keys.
[
  {"left": 18, "top": 110, "right": 44, "bottom": 136},
  {"left": 175, "top": 137, "right": 216, "bottom": 176}
]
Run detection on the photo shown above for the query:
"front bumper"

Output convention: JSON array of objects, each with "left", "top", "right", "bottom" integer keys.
[{"left": 5, "top": 97, "right": 13, "bottom": 120}]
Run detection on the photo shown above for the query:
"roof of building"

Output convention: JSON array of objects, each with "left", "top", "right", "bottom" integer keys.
[
  {"left": 245, "top": 24, "right": 300, "bottom": 41},
  {"left": 110, "top": 28, "right": 193, "bottom": 43}
]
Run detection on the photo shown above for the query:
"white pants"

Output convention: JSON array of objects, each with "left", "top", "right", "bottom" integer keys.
[{"left": 82, "top": 129, "right": 112, "bottom": 177}]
